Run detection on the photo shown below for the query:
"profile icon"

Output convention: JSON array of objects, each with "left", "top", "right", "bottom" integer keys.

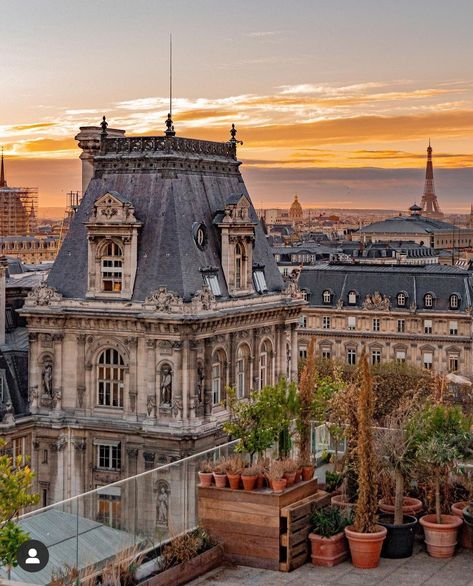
[
  {"left": 16, "top": 539, "right": 49, "bottom": 572},
  {"left": 26, "top": 548, "right": 40, "bottom": 564}
]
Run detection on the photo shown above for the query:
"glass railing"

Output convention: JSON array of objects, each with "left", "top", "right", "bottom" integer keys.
[{"left": 4, "top": 440, "right": 238, "bottom": 585}]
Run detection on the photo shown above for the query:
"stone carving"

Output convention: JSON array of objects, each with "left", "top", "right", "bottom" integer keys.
[
  {"left": 144, "top": 287, "right": 184, "bottom": 313},
  {"left": 160, "top": 364, "right": 173, "bottom": 406},
  {"left": 146, "top": 394, "right": 157, "bottom": 417},
  {"left": 2, "top": 401, "right": 14, "bottom": 425},
  {"left": 101, "top": 206, "right": 117, "bottom": 219},
  {"left": 156, "top": 481, "right": 170, "bottom": 527},
  {"left": 25, "top": 283, "right": 62, "bottom": 307},
  {"left": 196, "top": 364, "right": 204, "bottom": 404},
  {"left": 77, "top": 386, "right": 85, "bottom": 409},
  {"left": 129, "top": 391, "right": 137, "bottom": 413},
  {"left": 171, "top": 397, "right": 183, "bottom": 417},
  {"left": 362, "top": 292, "right": 391, "bottom": 311},
  {"left": 336, "top": 298, "right": 344, "bottom": 309},
  {"left": 127, "top": 447, "right": 139, "bottom": 459},
  {"left": 190, "top": 286, "right": 216, "bottom": 312},
  {"left": 28, "top": 386, "right": 39, "bottom": 404},
  {"left": 283, "top": 280, "right": 304, "bottom": 299},
  {"left": 42, "top": 360, "right": 53, "bottom": 397}
]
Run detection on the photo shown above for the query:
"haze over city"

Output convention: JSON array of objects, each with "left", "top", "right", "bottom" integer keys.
[{"left": 2, "top": 0, "right": 473, "bottom": 211}]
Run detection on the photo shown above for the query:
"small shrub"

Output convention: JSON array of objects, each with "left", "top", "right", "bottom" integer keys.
[{"left": 311, "top": 507, "right": 353, "bottom": 538}]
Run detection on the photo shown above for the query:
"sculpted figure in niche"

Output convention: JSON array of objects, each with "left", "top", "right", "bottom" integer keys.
[
  {"left": 157, "top": 484, "right": 169, "bottom": 526},
  {"left": 196, "top": 364, "right": 204, "bottom": 404},
  {"left": 42, "top": 361, "right": 53, "bottom": 396},
  {"left": 146, "top": 395, "right": 156, "bottom": 417},
  {"left": 160, "top": 364, "right": 172, "bottom": 406}
]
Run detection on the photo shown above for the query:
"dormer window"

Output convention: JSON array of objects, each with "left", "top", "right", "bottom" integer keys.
[
  {"left": 449, "top": 294, "right": 459, "bottom": 309},
  {"left": 101, "top": 241, "right": 123, "bottom": 292},
  {"left": 397, "top": 292, "right": 406, "bottom": 307},
  {"left": 322, "top": 290, "right": 332, "bottom": 304},
  {"left": 347, "top": 290, "right": 357, "bottom": 305},
  {"left": 424, "top": 293, "right": 434, "bottom": 308},
  {"left": 253, "top": 269, "right": 268, "bottom": 293},
  {"left": 204, "top": 273, "right": 221, "bottom": 297},
  {"left": 86, "top": 191, "right": 142, "bottom": 299}
]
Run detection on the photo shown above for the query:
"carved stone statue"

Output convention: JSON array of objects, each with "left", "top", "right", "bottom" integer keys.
[
  {"left": 362, "top": 291, "right": 391, "bottom": 311},
  {"left": 160, "top": 365, "right": 172, "bottom": 406},
  {"left": 196, "top": 365, "right": 204, "bottom": 404},
  {"left": 157, "top": 484, "right": 169, "bottom": 526},
  {"left": 146, "top": 395, "right": 157, "bottom": 417},
  {"left": 42, "top": 362, "right": 53, "bottom": 396}
]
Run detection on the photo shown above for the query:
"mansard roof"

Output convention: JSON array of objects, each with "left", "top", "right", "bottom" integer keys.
[
  {"left": 299, "top": 263, "right": 473, "bottom": 312},
  {"left": 48, "top": 134, "right": 284, "bottom": 301},
  {"left": 357, "top": 214, "right": 457, "bottom": 235}
]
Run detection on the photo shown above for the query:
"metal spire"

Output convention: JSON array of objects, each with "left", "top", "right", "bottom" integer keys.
[
  {"left": 0, "top": 147, "right": 6, "bottom": 188},
  {"left": 165, "top": 34, "right": 176, "bottom": 137},
  {"left": 420, "top": 140, "right": 443, "bottom": 217}
]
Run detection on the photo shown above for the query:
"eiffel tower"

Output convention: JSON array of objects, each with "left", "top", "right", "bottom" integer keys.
[{"left": 420, "top": 141, "right": 444, "bottom": 218}]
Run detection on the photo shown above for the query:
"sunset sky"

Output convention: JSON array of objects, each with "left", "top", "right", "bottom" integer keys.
[{"left": 2, "top": 0, "right": 473, "bottom": 212}]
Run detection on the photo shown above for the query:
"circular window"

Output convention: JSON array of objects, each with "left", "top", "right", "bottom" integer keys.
[{"left": 192, "top": 222, "right": 207, "bottom": 250}]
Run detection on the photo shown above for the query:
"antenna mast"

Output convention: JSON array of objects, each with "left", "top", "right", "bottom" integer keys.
[{"left": 169, "top": 33, "right": 172, "bottom": 119}]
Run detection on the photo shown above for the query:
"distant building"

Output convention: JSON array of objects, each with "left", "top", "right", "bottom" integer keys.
[
  {"left": 353, "top": 203, "right": 473, "bottom": 250},
  {"left": 0, "top": 236, "right": 59, "bottom": 263},
  {"left": 289, "top": 195, "right": 303, "bottom": 226},
  {"left": 298, "top": 263, "right": 473, "bottom": 377},
  {"left": 0, "top": 152, "right": 38, "bottom": 236}
]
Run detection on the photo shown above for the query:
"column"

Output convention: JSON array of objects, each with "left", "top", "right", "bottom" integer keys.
[
  {"left": 28, "top": 333, "right": 40, "bottom": 413},
  {"left": 146, "top": 340, "right": 157, "bottom": 421},
  {"left": 181, "top": 337, "right": 190, "bottom": 421}
]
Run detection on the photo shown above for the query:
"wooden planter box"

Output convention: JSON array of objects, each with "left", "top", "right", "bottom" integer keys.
[
  {"left": 199, "top": 479, "right": 330, "bottom": 571},
  {"left": 139, "top": 544, "right": 224, "bottom": 586}
]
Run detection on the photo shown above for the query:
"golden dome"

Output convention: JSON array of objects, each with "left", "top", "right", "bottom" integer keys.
[{"left": 289, "top": 195, "right": 303, "bottom": 220}]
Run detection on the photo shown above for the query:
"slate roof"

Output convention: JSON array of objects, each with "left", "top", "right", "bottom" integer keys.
[
  {"left": 299, "top": 263, "right": 473, "bottom": 312},
  {"left": 357, "top": 215, "right": 457, "bottom": 234},
  {"left": 47, "top": 136, "right": 284, "bottom": 301}
]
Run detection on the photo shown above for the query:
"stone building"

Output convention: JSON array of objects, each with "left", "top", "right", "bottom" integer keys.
[
  {"left": 13, "top": 117, "right": 303, "bottom": 506},
  {"left": 298, "top": 263, "right": 473, "bottom": 377}
]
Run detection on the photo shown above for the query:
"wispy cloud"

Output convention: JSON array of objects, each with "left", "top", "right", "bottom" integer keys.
[{"left": 244, "top": 30, "right": 283, "bottom": 38}]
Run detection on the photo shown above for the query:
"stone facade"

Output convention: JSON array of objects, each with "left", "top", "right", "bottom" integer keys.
[{"left": 3, "top": 121, "right": 304, "bottom": 508}]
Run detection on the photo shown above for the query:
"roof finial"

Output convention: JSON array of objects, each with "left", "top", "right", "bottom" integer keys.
[
  {"left": 0, "top": 147, "right": 6, "bottom": 188},
  {"left": 165, "top": 112, "right": 175, "bottom": 137},
  {"left": 100, "top": 116, "right": 108, "bottom": 138},
  {"left": 229, "top": 123, "right": 243, "bottom": 145}
]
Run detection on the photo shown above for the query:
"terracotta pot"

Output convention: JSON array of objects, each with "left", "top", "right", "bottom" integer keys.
[
  {"left": 272, "top": 478, "right": 287, "bottom": 493},
  {"left": 331, "top": 494, "right": 355, "bottom": 513},
  {"left": 419, "top": 514, "right": 462, "bottom": 558},
  {"left": 379, "top": 497, "right": 423, "bottom": 517},
  {"left": 451, "top": 502, "right": 473, "bottom": 549},
  {"left": 344, "top": 524, "right": 387, "bottom": 569},
  {"left": 198, "top": 472, "right": 213, "bottom": 487},
  {"left": 284, "top": 471, "right": 297, "bottom": 487},
  {"left": 302, "top": 465, "right": 314, "bottom": 481},
  {"left": 295, "top": 468, "right": 302, "bottom": 483},
  {"left": 227, "top": 473, "right": 241, "bottom": 490},
  {"left": 241, "top": 474, "right": 257, "bottom": 491},
  {"left": 213, "top": 472, "right": 227, "bottom": 489},
  {"left": 256, "top": 473, "right": 265, "bottom": 489},
  {"left": 309, "top": 531, "right": 349, "bottom": 567}
]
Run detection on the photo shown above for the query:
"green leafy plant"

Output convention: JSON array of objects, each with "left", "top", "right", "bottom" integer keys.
[
  {"left": 325, "top": 471, "right": 343, "bottom": 493},
  {"left": 0, "top": 439, "right": 39, "bottom": 579},
  {"left": 311, "top": 506, "right": 353, "bottom": 538},
  {"left": 410, "top": 404, "right": 472, "bottom": 524},
  {"left": 297, "top": 338, "right": 317, "bottom": 465}
]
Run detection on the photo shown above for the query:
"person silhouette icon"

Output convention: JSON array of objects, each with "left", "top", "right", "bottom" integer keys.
[
  {"left": 25, "top": 548, "right": 40, "bottom": 564},
  {"left": 17, "top": 539, "right": 49, "bottom": 572}
]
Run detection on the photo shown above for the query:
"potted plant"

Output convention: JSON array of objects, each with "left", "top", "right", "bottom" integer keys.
[
  {"left": 198, "top": 459, "right": 214, "bottom": 487},
  {"left": 225, "top": 455, "right": 244, "bottom": 490},
  {"left": 309, "top": 506, "right": 353, "bottom": 567},
  {"left": 282, "top": 458, "right": 298, "bottom": 487},
  {"left": 375, "top": 410, "right": 419, "bottom": 558},
  {"left": 241, "top": 466, "right": 259, "bottom": 491},
  {"left": 212, "top": 459, "right": 227, "bottom": 489},
  {"left": 344, "top": 353, "right": 387, "bottom": 569},
  {"left": 325, "top": 470, "right": 343, "bottom": 494},
  {"left": 464, "top": 503, "right": 473, "bottom": 543},
  {"left": 413, "top": 404, "right": 470, "bottom": 558},
  {"left": 265, "top": 460, "right": 286, "bottom": 493}
]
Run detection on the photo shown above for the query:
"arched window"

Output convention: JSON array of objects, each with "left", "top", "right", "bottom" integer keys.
[
  {"left": 449, "top": 294, "right": 459, "bottom": 309},
  {"left": 97, "top": 348, "right": 124, "bottom": 407},
  {"left": 259, "top": 340, "right": 273, "bottom": 390},
  {"left": 211, "top": 349, "right": 226, "bottom": 406},
  {"left": 424, "top": 293, "right": 433, "bottom": 308},
  {"left": 347, "top": 291, "right": 357, "bottom": 305},
  {"left": 397, "top": 292, "right": 406, "bottom": 307},
  {"left": 101, "top": 241, "right": 123, "bottom": 292},
  {"left": 322, "top": 290, "right": 332, "bottom": 304},
  {"left": 236, "top": 344, "right": 250, "bottom": 398}
]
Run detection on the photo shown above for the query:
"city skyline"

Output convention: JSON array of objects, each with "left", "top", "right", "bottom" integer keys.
[{"left": 1, "top": 0, "right": 473, "bottom": 209}]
